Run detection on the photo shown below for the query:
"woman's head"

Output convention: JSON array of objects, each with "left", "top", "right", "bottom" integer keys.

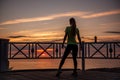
[
  {"left": 69, "top": 18, "right": 76, "bottom": 36},
  {"left": 69, "top": 18, "right": 76, "bottom": 27}
]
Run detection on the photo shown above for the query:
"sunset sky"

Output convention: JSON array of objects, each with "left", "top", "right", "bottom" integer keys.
[{"left": 0, "top": 0, "right": 120, "bottom": 42}]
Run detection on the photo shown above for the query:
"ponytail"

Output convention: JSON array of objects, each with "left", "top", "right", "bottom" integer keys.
[{"left": 69, "top": 18, "right": 76, "bottom": 36}]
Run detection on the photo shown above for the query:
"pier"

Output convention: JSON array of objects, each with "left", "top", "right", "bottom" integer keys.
[
  {"left": 0, "top": 69, "right": 120, "bottom": 80},
  {"left": 0, "top": 40, "right": 120, "bottom": 80}
]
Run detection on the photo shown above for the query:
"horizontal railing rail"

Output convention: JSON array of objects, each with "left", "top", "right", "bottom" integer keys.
[{"left": 8, "top": 42, "right": 120, "bottom": 59}]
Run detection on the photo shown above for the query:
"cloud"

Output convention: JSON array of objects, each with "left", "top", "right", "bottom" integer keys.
[
  {"left": 0, "top": 9, "right": 120, "bottom": 25},
  {"left": 81, "top": 9, "right": 120, "bottom": 18},
  {"left": 98, "top": 35, "right": 120, "bottom": 42},
  {"left": 100, "top": 22, "right": 120, "bottom": 26},
  {"left": 0, "top": 11, "right": 87, "bottom": 25},
  {"left": 8, "top": 35, "right": 28, "bottom": 38},
  {"left": 104, "top": 31, "right": 120, "bottom": 34},
  {"left": 8, "top": 30, "right": 63, "bottom": 42},
  {"left": 12, "top": 29, "right": 40, "bottom": 36},
  {"left": 0, "top": 27, "right": 7, "bottom": 30}
]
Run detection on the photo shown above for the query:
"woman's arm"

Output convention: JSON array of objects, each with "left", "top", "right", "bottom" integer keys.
[
  {"left": 77, "top": 32, "right": 82, "bottom": 49},
  {"left": 62, "top": 32, "right": 67, "bottom": 48}
]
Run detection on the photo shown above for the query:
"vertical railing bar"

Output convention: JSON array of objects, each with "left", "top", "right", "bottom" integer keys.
[
  {"left": 106, "top": 43, "right": 108, "bottom": 58},
  {"left": 110, "top": 43, "right": 112, "bottom": 58},
  {"left": 28, "top": 43, "right": 31, "bottom": 58},
  {"left": 115, "top": 42, "right": 120, "bottom": 58},
  {"left": 59, "top": 43, "right": 61, "bottom": 58},
  {"left": 84, "top": 43, "right": 87, "bottom": 58},
  {"left": 35, "top": 43, "right": 37, "bottom": 58},
  {"left": 82, "top": 42, "right": 85, "bottom": 72},
  {"left": 53, "top": 43, "right": 55, "bottom": 58},
  {"left": 31, "top": 43, "right": 34, "bottom": 58},
  {"left": 88, "top": 43, "right": 90, "bottom": 57},
  {"left": 56, "top": 43, "right": 59, "bottom": 58},
  {"left": 9, "top": 43, "right": 11, "bottom": 58},
  {"left": 113, "top": 43, "right": 116, "bottom": 58}
]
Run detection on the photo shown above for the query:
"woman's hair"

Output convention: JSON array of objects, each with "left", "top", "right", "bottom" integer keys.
[{"left": 69, "top": 18, "right": 76, "bottom": 36}]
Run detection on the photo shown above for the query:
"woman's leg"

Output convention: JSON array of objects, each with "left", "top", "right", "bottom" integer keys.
[
  {"left": 58, "top": 45, "right": 71, "bottom": 70},
  {"left": 72, "top": 45, "right": 78, "bottom": 73},
  {"left": 56, "top": 45, "right": 71, "bottom": 77}
]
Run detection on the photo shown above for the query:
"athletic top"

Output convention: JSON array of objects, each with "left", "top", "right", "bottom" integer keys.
[{"left": 65, "top": 26, "right": 79, "bottom": 44}]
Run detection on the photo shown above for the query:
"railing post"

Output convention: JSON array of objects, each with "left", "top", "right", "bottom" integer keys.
[
  {"left": 81, "top": 41, "right": 85, "bottom": 72},
  {"left": 0, "top": 38, "right": 9, "bottom": 72}
]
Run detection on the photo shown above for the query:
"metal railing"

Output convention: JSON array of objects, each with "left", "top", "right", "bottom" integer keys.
[{"left": 8, "top": 42, "right": 120, "bottom": 59}]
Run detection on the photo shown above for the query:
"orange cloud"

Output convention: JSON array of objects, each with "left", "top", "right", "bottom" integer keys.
[
  {"left": 0, "top": 11, "right": 87, "bottom": 25},
  {"left": 82, "top": 9, "right": 120, "bottom": 18},
  {"left": 0, "top": 27, "right": 7, "bottom": 30},
  {"left": 98, "top": 35, "right": 120, "bottom": 42},
  {"left": 100, "top": 22, "right": 120, "bottom": 26},
  {"left": 1, "top": 10, "right": 119, "bottom": 25},
  {"left": 9, "top": 30, "right": 63, "bottom": 42}
]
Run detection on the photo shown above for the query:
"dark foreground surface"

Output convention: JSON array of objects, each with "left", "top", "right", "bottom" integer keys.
[{"left": 0, "top": 68, "right": 120, "bottom": 80}]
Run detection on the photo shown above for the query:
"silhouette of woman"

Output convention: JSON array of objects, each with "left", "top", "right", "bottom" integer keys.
[{"left": 56, "top": 18, "right": 82, "bottom": 77}]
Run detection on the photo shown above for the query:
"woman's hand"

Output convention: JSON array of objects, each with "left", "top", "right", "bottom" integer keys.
[
  {"left": 62, "top": 44, "right": 64, "bottom": 48},
  {"left": 79, "top": 43, "right": 82, "bottom": 50}
]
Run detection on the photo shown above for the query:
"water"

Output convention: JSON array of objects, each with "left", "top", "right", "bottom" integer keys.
[{"left": 9, "top": 59, "right": 120, "bottom": 70}]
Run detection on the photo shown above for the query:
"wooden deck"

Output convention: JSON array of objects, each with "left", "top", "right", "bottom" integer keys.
[{"left": 0, "top": 69, "right": 120, "bottom": 80}]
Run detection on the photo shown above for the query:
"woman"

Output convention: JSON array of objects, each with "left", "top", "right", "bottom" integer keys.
[{"left": 56, "top": 18, "right": 82, "bottom": 77}]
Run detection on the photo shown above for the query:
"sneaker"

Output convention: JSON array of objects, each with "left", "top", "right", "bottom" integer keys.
[
  {"left": 56, "top": 71, "right": 62, "bottom": 77},
  {"left": 72, "top": 72, "right": 78, "bottom": 77}
]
